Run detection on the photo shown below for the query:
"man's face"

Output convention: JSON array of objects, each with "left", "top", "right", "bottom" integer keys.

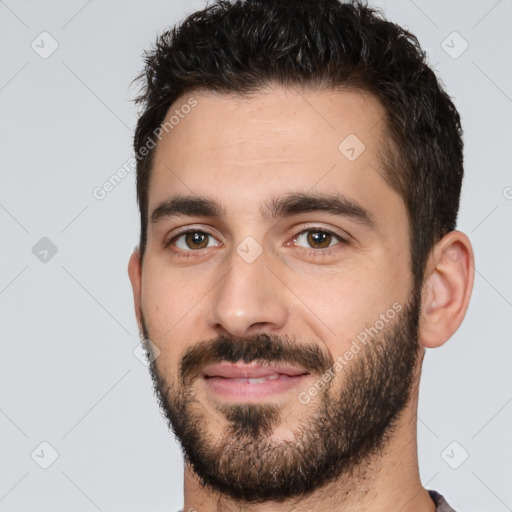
[{"left": 133, "top": 86, "right": 422, "bottom": 501}]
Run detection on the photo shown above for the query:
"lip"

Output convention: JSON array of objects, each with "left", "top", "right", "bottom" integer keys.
[
  {"left": 202, "top": 362, "right": 310, "bottom": 401},
  {"left": 203, "top": 362, "right": 309, "bottom": 379}
]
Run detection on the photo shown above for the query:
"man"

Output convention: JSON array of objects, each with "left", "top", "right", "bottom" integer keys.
[{"left": 128, "top": 0, "right": 474, "bottom": 510}]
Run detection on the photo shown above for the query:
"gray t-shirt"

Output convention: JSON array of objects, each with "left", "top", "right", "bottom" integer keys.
[
  {"left": 428, "top": 489, "right": 457, "bottom": 511},
  {"left": 177, "top": 489, "right": 457, "bottom": 511}
]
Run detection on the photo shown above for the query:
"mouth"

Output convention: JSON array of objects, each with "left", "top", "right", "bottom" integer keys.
[{"left": 202, "top": 362, "right": 310, "bottom": 401}]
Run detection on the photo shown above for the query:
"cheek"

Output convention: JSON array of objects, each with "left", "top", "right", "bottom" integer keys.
[
  {"left": 290, "top": 261, "right": 406, "bottom": 353},
  {"left": 140, "top": 264, "right": 209, "bottom": 352}
]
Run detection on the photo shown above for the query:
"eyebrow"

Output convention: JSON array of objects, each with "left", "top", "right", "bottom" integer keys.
[{"left": 150, "top": 192, "right": 376, "bottom": 229}]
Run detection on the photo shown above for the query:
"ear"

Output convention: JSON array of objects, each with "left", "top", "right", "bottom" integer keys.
[
  {"left": 128, "top": 248, "right": 143, "bottom": 332},
  {"left": 418, "top": 231, "right": 475, "bottom": 348}
]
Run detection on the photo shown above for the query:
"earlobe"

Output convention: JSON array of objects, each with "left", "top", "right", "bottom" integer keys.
[
  {"left": 128, "top": 248, "right": 143, "bottom": 330},
  {"left": 418, "top": 231, "right": 475, "bottom": 349}
]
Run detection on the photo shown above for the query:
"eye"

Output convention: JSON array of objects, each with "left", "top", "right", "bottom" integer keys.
[
  {"left": 169, "top": 230, "right": 221, "bottom": 251},
  {"left": 291, "top": 228, "right": 345, "bottom": 250}
]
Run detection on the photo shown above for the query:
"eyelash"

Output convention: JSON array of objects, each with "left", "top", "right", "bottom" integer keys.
[
  {"left": 286, "top": 227, "right": 347, "bottom": 259},
  {"left": 164, "top": 226, "right": 347, "bottom": 260}
]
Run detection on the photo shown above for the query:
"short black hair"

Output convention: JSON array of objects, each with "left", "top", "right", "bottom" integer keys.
[{"left": 133, "top": 0, "right": 464, "bottom": 290}]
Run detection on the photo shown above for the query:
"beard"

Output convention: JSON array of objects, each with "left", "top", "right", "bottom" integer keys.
[{"left": 141, "top": 287, "right": 422, "bottom": 504}]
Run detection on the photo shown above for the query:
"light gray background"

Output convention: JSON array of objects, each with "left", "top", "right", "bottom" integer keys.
[{"left": 0, "top": 1, "right": 511, "bottom": 511}]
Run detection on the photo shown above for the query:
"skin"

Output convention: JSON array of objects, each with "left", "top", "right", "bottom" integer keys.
[{"left": 128, "top": 85, "right": 475, "bottom": 512}]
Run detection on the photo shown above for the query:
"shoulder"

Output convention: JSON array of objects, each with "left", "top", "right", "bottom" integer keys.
[{"left": 428, "top": 489, "right": 458, "bottom": 512}]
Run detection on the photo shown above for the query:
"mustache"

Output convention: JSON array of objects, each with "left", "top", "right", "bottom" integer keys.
[{"left": 179, "top": 333, "right": 334, "bottom": 386}]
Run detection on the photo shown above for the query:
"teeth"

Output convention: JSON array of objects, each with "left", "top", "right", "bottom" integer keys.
[{"left": 231, "top": 374, "right": 280, "bottom": 383}]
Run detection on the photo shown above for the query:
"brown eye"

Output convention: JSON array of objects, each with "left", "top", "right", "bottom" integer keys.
[
  {"left": 183, "top": 232, "right": 210, "bottom": 249},
  {"left": 306, "top": 230, "right": 332, "bottom": 248},
  {"left": 293, "top": 229, "right": 342, "bottom": 250},
  {"left": 169, "top": 230, "right": 220, "bottom": 251}
]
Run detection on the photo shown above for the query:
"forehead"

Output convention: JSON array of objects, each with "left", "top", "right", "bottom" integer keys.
[{"left": 148, "top": 86, "right": 400, "bottom": 225}]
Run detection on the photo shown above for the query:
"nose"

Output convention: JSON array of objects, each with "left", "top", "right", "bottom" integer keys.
[{"left": 207, "top": 246, "right": 289, "bottom": 339}]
